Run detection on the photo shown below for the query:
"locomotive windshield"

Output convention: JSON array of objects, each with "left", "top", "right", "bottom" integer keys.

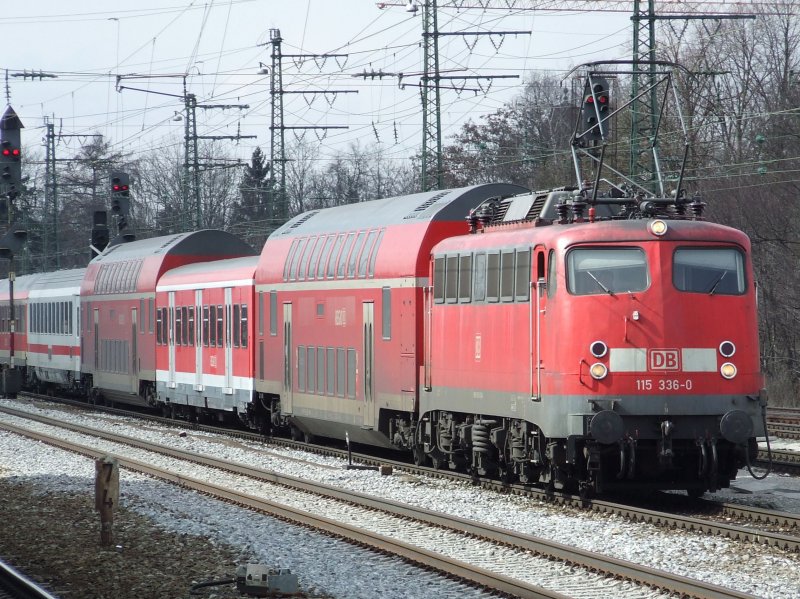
[
  {"left": 673, "top": 247, "right": 745, "bottom": 295},
  {"left": 567, "top": 248, "right": 649, "bottom": 295}
]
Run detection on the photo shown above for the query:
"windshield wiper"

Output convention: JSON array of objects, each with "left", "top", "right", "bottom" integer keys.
[
  {"left": 707, "top": 271, "right": 727, "bottom": 295},
  {"left": 586, "top": 270, "right": 615, "bottom": 296}
]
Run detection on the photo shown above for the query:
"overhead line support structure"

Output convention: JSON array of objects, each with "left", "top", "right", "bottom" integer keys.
[
  {"left": 118, "top": 78, "right": 251, "bottom": 232},
  {"left": 418, "top": 1, "right": 526, "bottom": 191},
  {"left": 628, "top": 0, "right": 754, "bottom": 191},
  {"left": 266, "top": 29, "right": 355, "bottom": 229}
]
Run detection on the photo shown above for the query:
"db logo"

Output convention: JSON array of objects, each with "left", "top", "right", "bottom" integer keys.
[{"left": 648, "top": 349, "right": 680, "bottom": 371}]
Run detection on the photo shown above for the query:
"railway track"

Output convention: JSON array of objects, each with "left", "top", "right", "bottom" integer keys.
[
  {"left": 767, "top": 406, "right": 800, "bottom": 440},
  {"left": 11, "top": 394, "right": 800, "bottom": 549},
  {"left": 0, "top": 404, "right": 766, "bottom": 599},
  {"left": 0, "top": 559, "right": 58, "bottom": 599}
]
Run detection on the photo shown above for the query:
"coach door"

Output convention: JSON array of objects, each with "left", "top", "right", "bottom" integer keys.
[
  {"left": 195, "top": 290, "right": 202, "bottom": 391},
  {"left": 93, "top": 308, "right": 100, "bottom": 370},
  {"left": 131, "top": 307, "right": 138, "bottom": 392},
  {"left": 282, "top": 303, "right": 293, "bottom": 414},
  {"left": 532, "top": 247, "right": 547, "bottom": 401},
  {"left": 362, "top": 302, "right": 375, "bottom": 427},
  {"left": 168, "top": 292, "right": 176, "bottom": 389},
  {"left": 224, "top": 288, "right": 234, "bottom": 393}
]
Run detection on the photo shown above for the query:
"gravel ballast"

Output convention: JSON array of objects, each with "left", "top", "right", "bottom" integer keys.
[{"left": 2, "top": 398, "right": 800, "bottom": 598}]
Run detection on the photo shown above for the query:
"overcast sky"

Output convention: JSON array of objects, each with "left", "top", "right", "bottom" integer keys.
[{"left": 2, "top": 1, "right": 632, "bottom": 167}]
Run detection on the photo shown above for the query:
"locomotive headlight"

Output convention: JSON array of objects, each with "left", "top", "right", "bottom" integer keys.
[
  {"left": 590, "top": 340, "right": 608, "bottom": 358},
  {"left": 720, "top": 362, "right": 737, "bottom": 379},
  {"left": 590, "top": 362, "right": 608, "bottom": 380},
  {"left": 649, "top": 219, "right": 668, "bottom": 236},
  {"left": 719, "top": 341, "right": 736, "bottom": 358}
]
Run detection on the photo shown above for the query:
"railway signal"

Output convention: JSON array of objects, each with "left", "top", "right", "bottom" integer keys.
[
  {"left": 0, "top": 223, "right": 27, "bottom": 259},
  {"left": 578, "top": 77, "right": 610, "bottom": 145},
  {"left": 110, "top": 171, "right": 131, "bottom": 230},
  {"left": 0, "top": 106, "right": 24, "bottom": 199}
]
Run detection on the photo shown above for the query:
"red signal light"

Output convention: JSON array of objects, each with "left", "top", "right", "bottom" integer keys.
[
  {"left": 11, "top": 148, "right": 20, "bottom": 157},
  {"left": 113, "top": 185, "right": 121, "bottom": 191},
  {"left": 1, "top": 149, "right": 9, "bottom": 157}
]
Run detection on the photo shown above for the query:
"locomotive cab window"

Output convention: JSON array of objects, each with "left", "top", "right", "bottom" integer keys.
[
  {"left": 673, "top": 248, "right": 745, "bottom": 295},
  {"left": 567, "top": 248, "right": 649, "bottom": 295}
]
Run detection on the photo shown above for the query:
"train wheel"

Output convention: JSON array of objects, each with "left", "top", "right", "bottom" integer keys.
[
  {"left": 412, "top": 444, "right": 425, "bottom": 466},
  {"left": 430, "top": 450, "right": 445, "bottom": 470}
]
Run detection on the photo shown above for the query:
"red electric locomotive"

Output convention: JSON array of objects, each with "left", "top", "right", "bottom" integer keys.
[{"left": 420, "top": 188, "right": 764, "bottom": 495}]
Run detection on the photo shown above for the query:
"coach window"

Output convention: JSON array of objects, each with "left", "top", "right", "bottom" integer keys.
[
  {"left": 156, "top": 309, "right": 163, "bottom": 345},
  {"left": 290, "top": 238, "right": 308, "bottom": 281},
  {"left": 175, "top": 307, "right": 183, "bottom": 345},
  {"left": 181, "top": 307, "right": 189, "bottom": 345},
  {"left": 326, "top": 234, "right": 346, "bottom": 279},
  {"left": 382, "top": 287, "right": 391, "bottom": 340},
  {"left": 233, "top": 304, "right": 241, "bottom": 347},
  {"left": 358, "top": 230, "right": 378, "bottom": 278},
  {"left": 347, "top": 348, "right": 356, "bottom": 399},
  {"left": 300, "top": 238, "right": 318, "bottom": 281},
  {"left": 258, "top": 292, "right": 264, "bottom": 336},
  {"left": 269, "top": 291, "right": 278, "bottom": 336},
  {"left": 140, "top": 300, "right": 145, "bottom": 333},
  {"left": 567, "top": 248, "right": 649, "bottom": 295},
  {"left": 501, "top": 250, "right": 515, "bottom": 302},
  {"left": 336, "top": 347, "right": 346, "bottom": 397},
  {"left": 368, "top": 230, "right": 384, "bottom": 278},
  {"left": 307, "top": 347, "right": 316, "bottom": 393},
  {"left": 673, "top": 248, "right": 745, "bottom": 295},
  {"left": 307, "top": 236, "right": 323, "bottom": 280},
  {"left": 283, "top": 239, "right": 300, "bottom": 282},
  {"left": 298, "top": 346, "right": 306, "bottom": 392},
  {"left": 240, "top": 305, "right": 248, "bottom": 348},
  {"left": 317, "top": 346, "right": 325, "bottom": 395},
  {"left": 547, "top": 250, "right": 557, "bottom": 298},
  {"left": 316, "top": 236, "right": 335, "bottom": 279},
  {"left": 445, "top": 255, "right": 459, "bottom": 303},
  {"left": 188, "top": 307, "right": 195, "bottom": 346},
  {"left": 348, "top": 232, "right": 367, "bottom": 278},
  {"left": 516, "top": 249, "right": 531, "bottom": 302},
  {"left": 326, "top": 347, "right": 335, "bottom": 395},
  {"left": 487, "top": 252, "right": 501, "bottom": 302},
  {"left": 149, "top": 298, "right": 154, "bottom": 333},
  {"left": 208, "top": 305, "right": 216, "bottom": 346},
  {"left": 433, "top": 256, "right": 445, "bottom": 303},
  {"left": 459, "top": 254, "right": 472, "bottom": 303},
  {"left": 216, "top": 305, "right": 224, "bottom": 347},
  {"left": 203, "top": 306, "right": 210, "bottom": 346},
  {"left": 336, "top": 233, "right": 356, "bottom": 279}
]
